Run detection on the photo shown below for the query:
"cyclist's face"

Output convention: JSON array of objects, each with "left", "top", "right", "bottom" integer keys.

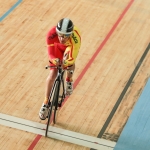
[{"left": 57, "top": 33, "right": 71, "bottom": 44}]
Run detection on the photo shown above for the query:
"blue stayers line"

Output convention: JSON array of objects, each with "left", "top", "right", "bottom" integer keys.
[{"left": 0, "top": 0, "right": 22, "bottom": 22}]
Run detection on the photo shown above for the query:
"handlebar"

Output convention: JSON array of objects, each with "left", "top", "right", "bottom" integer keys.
[
  {"left": 45, "top": 65, "right": 70, "bottom": 72},
  {"left": 45, "top": 65, "right": 68, "bottom": 70},
  {"left": 45, "top": 66, "right": 60, "bottom": 69}
]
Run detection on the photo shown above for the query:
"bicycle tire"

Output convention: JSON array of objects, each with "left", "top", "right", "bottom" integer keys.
[
  {"left": 53, "top": 71, "right": 66, "bottom": 124},
  {"left": 45, "top": 81, "right": 59, "bottom": 137},
  {"left": 53, "top": 81, "right": 61, "bottom": 124}
]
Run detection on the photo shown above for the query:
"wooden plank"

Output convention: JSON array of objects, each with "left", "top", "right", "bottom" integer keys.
[{"left": 0, "top": 0, "right": 150, "bottom": 149}]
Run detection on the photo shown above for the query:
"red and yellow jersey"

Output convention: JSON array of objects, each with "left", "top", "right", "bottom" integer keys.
[{"left": 46, "top": 26, "right": 81, "bottom": 67}]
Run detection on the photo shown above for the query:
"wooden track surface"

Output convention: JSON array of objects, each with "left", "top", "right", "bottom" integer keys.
[{"left": 0, "top": 0, "right": 150, "bottom": 149}]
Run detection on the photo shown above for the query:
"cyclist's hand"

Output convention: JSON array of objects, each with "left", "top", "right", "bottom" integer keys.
[
  {"left": 62, "top": 64, "right": 67, "bottom": 70},
  {"left": 52, "top": 58, "right": 61, "bottom": 66},
  {"left": 61, "top": 60, "right": 67, "bottom": 69}
]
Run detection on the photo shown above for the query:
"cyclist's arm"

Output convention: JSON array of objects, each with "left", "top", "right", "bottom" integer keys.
[
  {"left": 47, "top": 44, "right": 55, "bottom": 60},
  {"left": 63, "top": 27, "right": 81, "bottom": 67},
  {"left": 46, "top": 29, "right": 60, "bottom": 65},
  {"left": 63, "top": 45, "right": 79, "bottom": 67}
]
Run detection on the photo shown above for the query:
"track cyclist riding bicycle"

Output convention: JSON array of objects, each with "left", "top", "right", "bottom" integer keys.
[{"left": 39, "top": 18, "right": 81, "bottom": 120}]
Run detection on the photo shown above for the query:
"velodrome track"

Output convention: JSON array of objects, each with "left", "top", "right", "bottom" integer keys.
[{"left": 0, "top": 0, "right": 150, "bottom": 149}]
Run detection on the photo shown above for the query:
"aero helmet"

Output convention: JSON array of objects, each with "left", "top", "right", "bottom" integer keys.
[{"left": 56, "top": 18, "right": 74, "bottom": 35}]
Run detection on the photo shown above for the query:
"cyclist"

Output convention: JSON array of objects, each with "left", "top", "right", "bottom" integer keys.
[{"left": 39, "top": 18, "right": 81, "bottom": 120}]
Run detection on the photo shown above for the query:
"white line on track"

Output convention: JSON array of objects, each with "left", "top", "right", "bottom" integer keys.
[{"left": 0, "top": 113, "right": 116, "bottom": 150}]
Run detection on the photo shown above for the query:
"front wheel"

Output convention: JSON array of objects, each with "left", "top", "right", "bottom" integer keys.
[
  {"left": 53, "top": 81, "right": 61, "bottom": 124},
  {"left": 45, "top": 81, "right": 59, "bottom": 137}
]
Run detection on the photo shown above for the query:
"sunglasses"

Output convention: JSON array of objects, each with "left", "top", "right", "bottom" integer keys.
[{"left": 57, "top": 33, "right": 71, "bottom": 38}]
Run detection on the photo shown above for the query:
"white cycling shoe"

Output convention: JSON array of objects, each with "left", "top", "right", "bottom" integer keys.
[
  {"left": 65, "top": 81, "right": 73, "bottom": 96},
  {"left": 39, "top": 104, "right": 49, "bottom": 120}
]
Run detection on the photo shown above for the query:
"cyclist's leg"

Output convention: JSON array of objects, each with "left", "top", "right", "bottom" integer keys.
[
  {"left": 66, "top": 64, "right": 75, "bottom": 81},
  {"left": 45, "top": 45, "right": 64, "bottom": 103},
  {"left": 39, "top": 69, "right": 57, "bottom": 120},
  {"left": 39, "top": 43, "right": 64, "bottom": 120},
  {"left": 45, "top": 69, "right": 58, "bottom": 104},
  {"left": 65, "top": 64, "right": 75, "bottom": 95}
]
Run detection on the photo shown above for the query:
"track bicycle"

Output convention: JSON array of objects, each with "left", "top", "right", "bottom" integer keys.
[{"left": 45, "top": 65, "right": 66, "bottom": 137}]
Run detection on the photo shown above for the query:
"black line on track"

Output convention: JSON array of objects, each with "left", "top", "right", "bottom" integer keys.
[{"left": 91, "top": 43, "right": 150, "bottom": 150}]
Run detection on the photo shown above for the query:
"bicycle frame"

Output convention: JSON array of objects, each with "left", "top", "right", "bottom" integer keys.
[
  {"left": 45, "top": 66, "right": 66, "bottom": 137},
  {"left": 48, "top": 66, "right": 65, "bottom": 104}
]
